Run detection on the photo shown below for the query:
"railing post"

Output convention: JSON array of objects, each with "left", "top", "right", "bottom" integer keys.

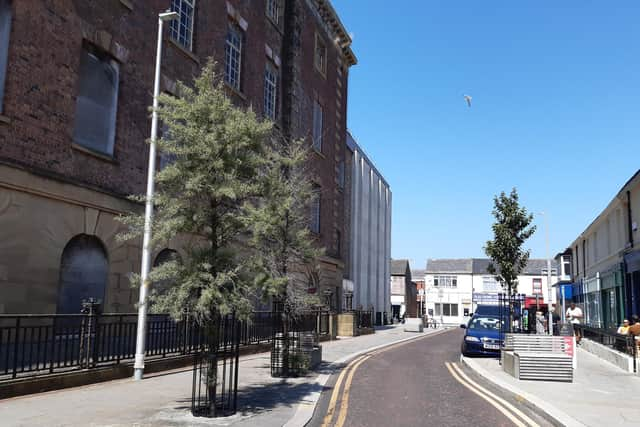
[
  {"left": 116, "top": 315, "right": 123, "bottom": 364},
  {"left": 12, "top": 317, "right": 20, "bottom": 379},
  {"left": 91, "top": 310, "right": 100, "bottom": 368}
]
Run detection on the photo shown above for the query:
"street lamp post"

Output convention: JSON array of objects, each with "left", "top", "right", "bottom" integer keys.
[
  {"left": 133, "top": 10, "right": 179, "bottom": 381},
  {"left": 540, "top": 211, "right": 554, "bottom": 335}
]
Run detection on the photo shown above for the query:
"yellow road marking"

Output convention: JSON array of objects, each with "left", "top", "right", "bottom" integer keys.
[
  {"left": 449, "top": 363, "right": 540, "bottom": 427},
  {"left": 445, "top": 362, "right": 531, "bottom": 427},
  {"left": 333, "top": 355, "right": 371, "bottom": 427},
  {"left": 320, "top": 354, "right": 368, "bottom": 427},
  {"left": 321, "top": 328, "right": 454, "bottom": 426}
]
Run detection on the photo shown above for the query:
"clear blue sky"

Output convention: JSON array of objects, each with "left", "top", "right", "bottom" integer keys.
[{"left": 333, "top": 1, "right": 640, "bottom": 269}]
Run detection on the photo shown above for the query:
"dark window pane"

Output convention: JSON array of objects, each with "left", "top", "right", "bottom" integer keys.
[{"left": 72, "top": 48, "right": 119, "bottom": 155}]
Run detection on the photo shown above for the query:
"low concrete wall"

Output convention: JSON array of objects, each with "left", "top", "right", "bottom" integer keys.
[{"left": 580, "top": 338, "right": 635, "bottom": 373}]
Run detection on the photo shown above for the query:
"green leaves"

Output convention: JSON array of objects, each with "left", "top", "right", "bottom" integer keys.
[
  {"left": 484, "top": 188, "right": 536, "bottom": 295},
  {"left": 118, "top": 61, "right": 321, "bottom": 322}
]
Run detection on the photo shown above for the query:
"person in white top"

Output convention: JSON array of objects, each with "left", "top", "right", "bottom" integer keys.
[{"left": 566, "top": 302, "right": 583, "bottom": 344}]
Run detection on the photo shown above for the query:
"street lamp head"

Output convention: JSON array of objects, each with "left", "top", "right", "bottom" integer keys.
[{"left": 159, "top": 11, "right": 179, "bottom": 21}]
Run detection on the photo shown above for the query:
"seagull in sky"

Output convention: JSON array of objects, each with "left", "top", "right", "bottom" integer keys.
[{"left": 463, "top": 95, "right": 472, "bottom": 107}]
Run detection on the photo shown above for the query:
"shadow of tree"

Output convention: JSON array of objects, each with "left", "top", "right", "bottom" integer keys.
[{"left": 234, "top": 380, "right": 330, "bottom": 415}]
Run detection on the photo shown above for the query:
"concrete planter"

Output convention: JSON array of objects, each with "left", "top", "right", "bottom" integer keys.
[{"left": 404, "top": 318, "right": 424, "bottom": 332}]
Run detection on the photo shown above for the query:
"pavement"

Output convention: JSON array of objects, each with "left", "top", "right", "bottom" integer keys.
[
  {"left": 0, "top": 324, "right": 441, "bottom": 427},
  {"left": 463, "top": 341, "right": 640, "bottom": 427}
]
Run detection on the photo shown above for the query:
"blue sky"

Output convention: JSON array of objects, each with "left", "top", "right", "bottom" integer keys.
[{"left": 333, "top": 1, "right": 640, "bottom": 269}]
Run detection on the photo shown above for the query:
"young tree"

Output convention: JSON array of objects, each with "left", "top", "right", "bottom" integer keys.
[
  {"left": 484, "top": 188, "right": 536, "bottom": 299},
  {"left": 245, "top": 133, "right": 323, "bottom": 376},
  {"left": 119, "top": 61, "right": 272, "bottom": 323}
]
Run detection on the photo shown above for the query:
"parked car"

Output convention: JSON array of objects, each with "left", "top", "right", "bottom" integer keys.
[{"left": 460, "top": 305, "right": 507, "bottom": 357}]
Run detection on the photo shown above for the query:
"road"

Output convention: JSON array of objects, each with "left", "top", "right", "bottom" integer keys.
[{"left": 309, "top": 328, "right": 555, "bottom": 427}]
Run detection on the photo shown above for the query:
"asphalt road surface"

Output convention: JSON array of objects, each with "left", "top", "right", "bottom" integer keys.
[{"left": 309, "top": 328, "right": 556, "bottom": 427}]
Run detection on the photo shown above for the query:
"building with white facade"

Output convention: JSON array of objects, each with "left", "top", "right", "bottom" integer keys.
[
  {"left": 559, "top": 169, "right": 640, "bottom": 329},
  {"left": 345, "top": 132, "right": 392, "bottom": 325},
  {"left": 425, "top": 258, "right": 558, "bottom": 325}
]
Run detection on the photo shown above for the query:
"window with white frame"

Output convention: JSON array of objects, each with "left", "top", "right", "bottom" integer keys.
[
  {"left": 225, "top": 24, "right": 243, "bottom": 91},
  {"left": 312, "top": 100, "right": 323, "bottom": 152},
  {"left": 433, "top": 275, "right": 457, "bottom": 288},
  {"left": 170, "top": 0, "right": 195, "bottom": 51},
  {"left": 562, "top": 255, "right": 572, "bottom": 277},
  {"left": 72, "top": 45, "right": 119, "bottom": 156},
  {"left": 0, "top": 0, "right": 11, "bottom": 113},
  {"left": 264, "top": 63, "right": 277, "bottom": 119},
  {"left": 435, "top": 303, "right": 458, "bottom": 317},
  {"left": 266, "top": 0, "right": 279, "bottom": 24},
  {"left": 310, "top": 186, "right": 321, "bottom": 233},
  {"left": 532, "top": 278, "right": 542, "bottom": 295}
]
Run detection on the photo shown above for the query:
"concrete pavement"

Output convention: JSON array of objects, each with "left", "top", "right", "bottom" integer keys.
[
  {"left": 463, "top": 342, "right": 640, "bottom": 427},
  {"left": 0, "top": 324, "right": 439, "bottom": 427}
]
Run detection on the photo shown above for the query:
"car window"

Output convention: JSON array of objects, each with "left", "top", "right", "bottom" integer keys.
[{"left": 468, "top": 316, "right": 504, "bottom": 331}]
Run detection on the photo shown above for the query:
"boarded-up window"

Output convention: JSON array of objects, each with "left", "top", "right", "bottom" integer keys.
[
  {"left": 0, "top": 0, "right": 11, "bottom": 112},
  {"left": 72, "top": 45, "right": 119, "bottom": 156},
  {"left": 57, "top": 235, "right": 108, "bottom": 314}
]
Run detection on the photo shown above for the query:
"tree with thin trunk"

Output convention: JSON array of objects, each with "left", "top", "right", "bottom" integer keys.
[
  {"left": 118, "top": 61, "right": 271, "bottom": 322},
  {"left": 245, "top": 133, "right": 323, "bottom": 376},
  {"left": 484, "top": 188, "right": 536, "bottom": 331}
]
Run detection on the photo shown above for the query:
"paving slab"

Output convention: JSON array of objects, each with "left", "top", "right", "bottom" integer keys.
[
  {"left": 463, "top": 346, "right": 640, "bottom": 427},
  {"left": 0, "top": 324, "right": 438, "bottom": 427}
]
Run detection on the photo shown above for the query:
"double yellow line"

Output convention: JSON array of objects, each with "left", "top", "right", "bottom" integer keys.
[
  {"left": 445, "top": 361, "right": 540, "bottom": 427},
  {"left": 321, "top": 329, "right": 451, "bottom": 427}
]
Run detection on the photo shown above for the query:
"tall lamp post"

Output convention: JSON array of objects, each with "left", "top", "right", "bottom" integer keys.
[
  {"left": 133, "top": 10, "right": 179, "bottom": 381},
  {"left": 540, "top": 211, "right": 554, "bottom": 335}
]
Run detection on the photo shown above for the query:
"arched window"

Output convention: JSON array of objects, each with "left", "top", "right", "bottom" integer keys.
[{"left": 57, "top": 235, "right": 108, "bottom": 314}]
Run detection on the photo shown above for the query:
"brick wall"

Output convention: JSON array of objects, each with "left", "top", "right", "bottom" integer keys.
[{"left": 0, "top": 0, "right": 353, "bottom": 265}]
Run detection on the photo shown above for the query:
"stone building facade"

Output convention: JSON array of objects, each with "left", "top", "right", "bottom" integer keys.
[{"left": 0, "top": 0, "right": 355, "bottom": 314}]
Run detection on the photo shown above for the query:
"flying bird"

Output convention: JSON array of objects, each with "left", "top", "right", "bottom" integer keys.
[{"left": 463, "top": 95, "right": 472, "bottom": 107}]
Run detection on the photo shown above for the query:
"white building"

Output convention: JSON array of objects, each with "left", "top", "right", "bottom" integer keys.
[
  {"left": 345, "top": 132, "right": 392, "bottom": 324},
  {"left": 425, "top": 258, "right": 559, "bottom": 325}
]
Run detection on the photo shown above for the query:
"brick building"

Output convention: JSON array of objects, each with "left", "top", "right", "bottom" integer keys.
[{"left": 0, "top": 0, "right": 355, "bottom": 314}]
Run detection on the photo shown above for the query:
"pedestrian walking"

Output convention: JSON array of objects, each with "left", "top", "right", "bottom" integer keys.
[{"left": 566, "top": 302, "right": 583, "bottom": 344}]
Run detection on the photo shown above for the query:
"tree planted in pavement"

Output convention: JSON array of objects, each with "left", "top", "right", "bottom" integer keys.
[
  {"left": 118, "top": 61, "right": 272, "bottom": 323},
  {"left": 484, "top": 188, "right": 536, "bottom": 326},
  {"left": 245, "top": 133, "right": 323, "bottom": 376}
]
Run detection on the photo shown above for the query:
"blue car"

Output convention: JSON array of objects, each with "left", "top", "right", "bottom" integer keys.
[{"left": 460, "top": 306, "right": 507, "bottom": 357}]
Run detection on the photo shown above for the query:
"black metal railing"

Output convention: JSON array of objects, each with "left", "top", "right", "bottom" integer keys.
[
  {"left": 573, "top": 324, "right": 637, "bottom": 371},
  {"left": 191, "top": 314, "right": 241, "bottom": 418},
  {"left": 355, "top": 309, "right": 373, "bottom": 329},
  {"left": 0, "top": 310, "right": 329, "bottom": 382}
]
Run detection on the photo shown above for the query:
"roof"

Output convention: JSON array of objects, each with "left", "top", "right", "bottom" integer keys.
[
  {"left": 411, "top": 269, "right": 426, "bottom": 280},
  {"left": 427, "top": 258, "right": 558, "bottom": 275},
  {"left": 521, "top": 259, "right": 558, "bottom": 275},
  {"left": 426, "top": 259, "right": 472, "bottom": 274},
  {"left": 391, "top": 259, "right": 410, "bottom": 276},
  {"left": 346, "top": 131, "right": 390, "bottom": 190},
  {"left": 314, "top": 0, "right": 357, "bottom": 66}
]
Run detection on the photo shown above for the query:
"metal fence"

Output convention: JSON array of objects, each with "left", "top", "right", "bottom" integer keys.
[
  {"left": 355, "top": 309, "right": 374, "bottom": 329},
  {"left": 573, "top": 324, "right": 637, "bottom": 372},
  {"left": 0, "top": 310, "right": 330, "bottom": 381}
]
